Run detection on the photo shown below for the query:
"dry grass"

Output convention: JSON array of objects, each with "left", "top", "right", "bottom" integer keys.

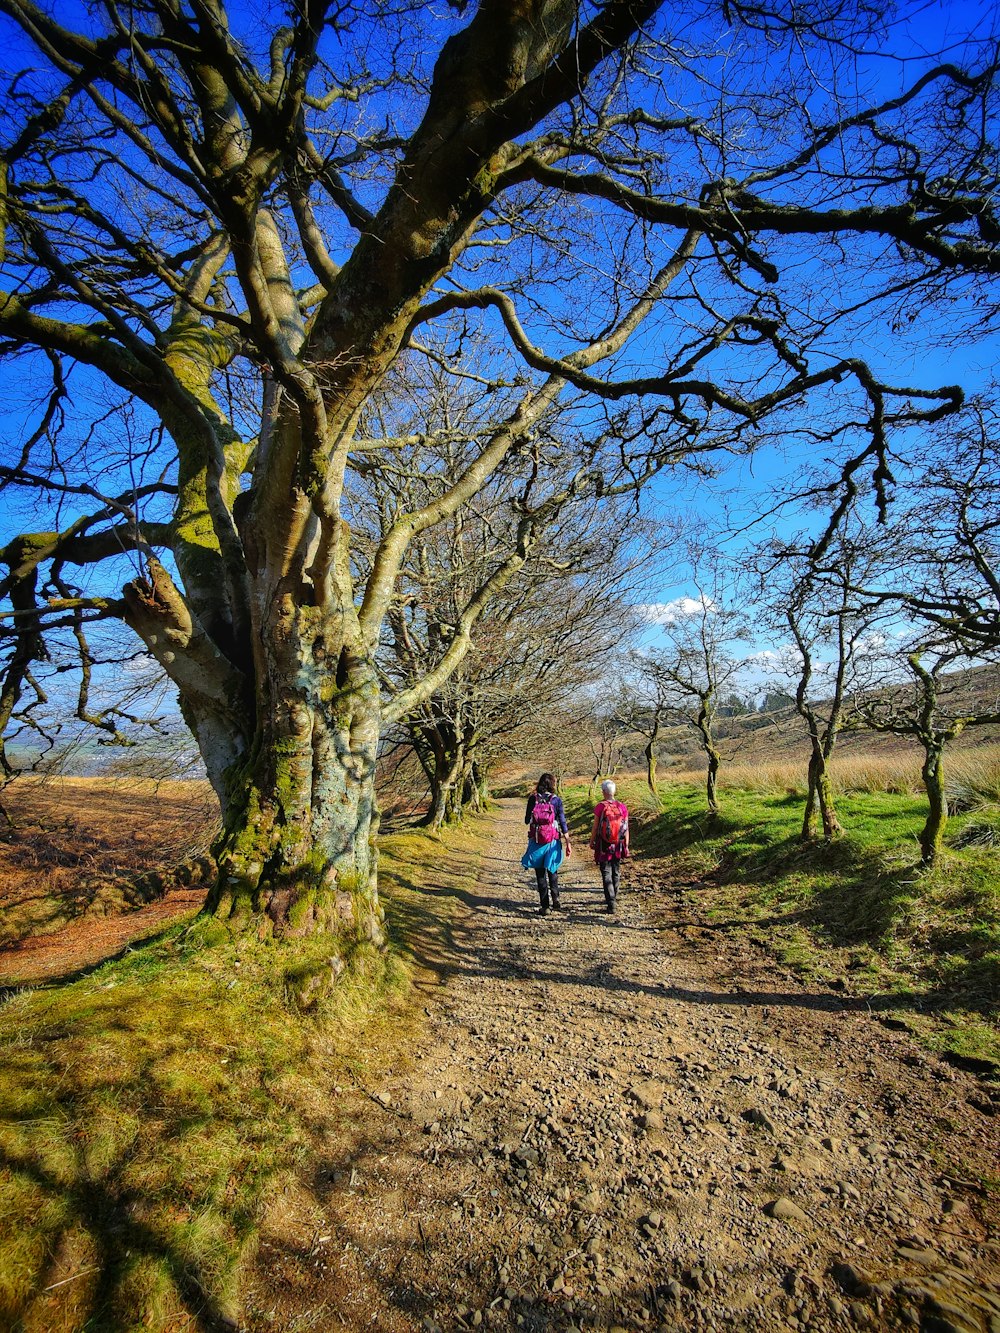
[
  {"left": 665, "top": 742, "right": 1000, "bottom": 803},
  {"left": 0, "top": 777, "right": 218, "bottom": 945}
]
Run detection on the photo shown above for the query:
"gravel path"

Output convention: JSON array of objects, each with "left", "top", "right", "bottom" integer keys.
[{"left": 249, "top": 800, "right": 1000, "bottom": 1333}]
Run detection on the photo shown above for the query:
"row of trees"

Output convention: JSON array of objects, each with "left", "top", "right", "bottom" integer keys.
[
  {"left": 620, "top": 406, "right": 1000, "bottom": 866},
  {"left": 3, "top": 0, "right": 1000, "bottom": 945}
]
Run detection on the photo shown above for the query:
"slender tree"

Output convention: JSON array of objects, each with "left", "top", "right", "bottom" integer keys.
[
  {"left": 758, "top": 530, "right": 885, "bottom": 841},
  {"left": 852, "top": 647, "right": 1000, "bottom": 866},
  {"left": 1, "top": 0, "right": 998, "bottom": 941},
  {"left": 641, "top": 577, "right": 748, "bottom": 813},
  {"left": 619, "top": 661, "right": 674, "bottom": 797}
]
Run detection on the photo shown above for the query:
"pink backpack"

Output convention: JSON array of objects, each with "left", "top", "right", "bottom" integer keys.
[
  {"left": 596, "top": 800, "right": 628, "bottom": 855},
  {"left": 531, "top": 797, "right": 560, "bottom": 844}
]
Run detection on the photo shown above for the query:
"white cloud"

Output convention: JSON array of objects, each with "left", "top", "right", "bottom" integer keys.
[{"left": 641, "top": 594, "right": 716, "bottom": 625}]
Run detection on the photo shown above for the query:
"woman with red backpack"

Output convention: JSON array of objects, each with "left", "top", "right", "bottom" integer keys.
[
  {"left": 590, "top": 779, "right": 629, "bottom": 914},
  {"left": 521, "top": 772, "right": 571, "bottom": 916}
]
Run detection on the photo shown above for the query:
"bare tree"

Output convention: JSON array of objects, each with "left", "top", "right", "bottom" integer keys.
[
  {"left": 852, "top": 647, "right": 1000, "bottom": 866},
  {"left": 640, "top": 574, "right": 749, "bottom": 813},
  {"left": 384, "top": 518, "right": 641, "bottom": 827},
  {"left": 1, "top": 0, "right": 998, "bottom": 941},
  {"left": 811, "top": 401, "right": 1000, "bottom": 864},
  {"left": 588, "top": 710, "right": 625, "bottom": 796},
  {"left": 619, "top": 660, "right": 675, "bottom": 797},
  {"left": 757, "top": 529, "right": 886, "bottom": 841}
]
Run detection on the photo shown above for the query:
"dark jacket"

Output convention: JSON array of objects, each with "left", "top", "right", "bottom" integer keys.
[{"left": 525, "top": 791, "right": 568, "bottom": 835}]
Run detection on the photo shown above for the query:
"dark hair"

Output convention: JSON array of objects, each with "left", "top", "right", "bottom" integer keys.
[{"left": 537, "top": 772, "right": 556, "bottom": 794}]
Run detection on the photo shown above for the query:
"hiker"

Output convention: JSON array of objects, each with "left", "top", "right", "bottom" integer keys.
[
  {"left": 590, "top": 779, "right": 629, "bottom": 914},
  {"left": 522, "top": 772, "right": 571, "bottom": 916}
]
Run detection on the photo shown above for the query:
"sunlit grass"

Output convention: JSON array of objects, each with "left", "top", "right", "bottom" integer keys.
[
  {"left": 664, "top": 741, "right": 1000, "bottom": 803},
  {"left": 0, "top": 816, "right": 489, "bottom": 1332}
]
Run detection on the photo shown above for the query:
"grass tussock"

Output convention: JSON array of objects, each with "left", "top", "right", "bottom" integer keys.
[
  {"left": 0, "top": 814, "right": 489, "bottom": 1333},
  {"left": 563, "top": 776, "right": 1000, "bottom": 1070}
]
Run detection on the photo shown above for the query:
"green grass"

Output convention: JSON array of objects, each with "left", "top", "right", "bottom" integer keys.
[
  {"left": 0, "top": 816, "right": 489, "bottom": 1333},
  {"left": 562, "top": 778, "right": 1000, "bottom": 1071}
]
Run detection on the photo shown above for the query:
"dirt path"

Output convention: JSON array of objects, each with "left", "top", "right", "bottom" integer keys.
[{"left": 247, "top": 800, "right": 1000, "bottom": 1333}]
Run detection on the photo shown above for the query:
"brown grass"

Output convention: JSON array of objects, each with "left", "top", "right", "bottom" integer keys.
[
  {"left": 664, "top": 742, "right": 1000, "bottom": 800},
  {"left": 0, "top": 777, "right": 218, "bottom": 945}
]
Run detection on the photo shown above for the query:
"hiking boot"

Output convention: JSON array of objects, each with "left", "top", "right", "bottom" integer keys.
[
  {"left": 605, "top": 900, "right": 616, "bottom": 914},
  {"left": 538, "top": 904, "right": 549, "bottom": 917},
  {"left": 551, "top": 899, "right": 562, "bottom": 911}
]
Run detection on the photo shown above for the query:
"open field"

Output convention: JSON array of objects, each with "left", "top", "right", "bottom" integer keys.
[
  {"left": 0, "top": 777, "right": 218, "bottom": 949},
  {"left": 664, "top": 742, "right": 1000, "bottom": 803}
]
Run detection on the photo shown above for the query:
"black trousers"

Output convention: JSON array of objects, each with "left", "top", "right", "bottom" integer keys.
[
  {"left": 600, "top": 859, "right": 621, "bottom": 904},
  {"left": 534, "top": 866, "right": 559, "bottom": 907}
]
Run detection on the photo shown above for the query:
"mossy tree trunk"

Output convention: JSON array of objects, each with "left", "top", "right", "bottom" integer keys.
[
  {"left": 695, "top": 696, "right": 721, "bottom": 815},
  {"left": 803, "top": 744, "right": 841, "bottom": 842},
  {"left": 205, "top": 598, "right": 385, "bottom": 940},
  {"left": 706, "top": 745, "right": 720, "bottom": 814},
  {"left": 412, "top": 718, "right": 470, "bottom": 830},
  {"left": 918, "top": 742, "right": 947, "bottom": 868}
]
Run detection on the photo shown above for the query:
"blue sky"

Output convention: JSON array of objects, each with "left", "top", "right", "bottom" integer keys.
[{"left": 2, "top": 0, "right": 999, "bottom": 752}]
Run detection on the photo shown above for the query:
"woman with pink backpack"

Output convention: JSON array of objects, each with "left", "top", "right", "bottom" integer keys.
[
  {"left": 521, "top": 772, "right": 571, "bottom": 916},
  {"left": 590, "top": 779, "right": 630, "bottom": 914}
]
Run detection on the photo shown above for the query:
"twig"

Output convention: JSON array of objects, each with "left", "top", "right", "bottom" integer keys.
[{"left": 43, "top": 1267, "right": 100, "bottom": 1292}]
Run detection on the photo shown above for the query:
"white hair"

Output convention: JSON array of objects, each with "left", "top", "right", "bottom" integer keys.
[{"left": 601, "top": 779, "right": 617, "bottom": 798}]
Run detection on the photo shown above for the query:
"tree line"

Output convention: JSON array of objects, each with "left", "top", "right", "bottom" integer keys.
[{"left": 611, "top": 406, "right": 1000, "bottom": 867}]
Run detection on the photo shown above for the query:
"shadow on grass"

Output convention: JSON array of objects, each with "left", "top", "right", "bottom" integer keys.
[
  {"left": 631, "top": 808, "right": 740, "bottom": 860},
  {"left": 640, "top": 803, "right": 1000, "bottom": 1021},
  {"left": 0, "top": 1143, "right": 240, "bottom": 1333}
]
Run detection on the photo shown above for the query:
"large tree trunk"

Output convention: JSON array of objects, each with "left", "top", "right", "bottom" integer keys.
[
  {"left": 423, "top": 774, "right": 447, "bottom": 830},
  {"left": 427, "top": 742, "right": 465, "bottom": 831},
  {"left": 919, "top": 742, "right": 947, "bottom": 868},
  {"left": 205, "top": 602, "right": 384, "bottom": 943}
]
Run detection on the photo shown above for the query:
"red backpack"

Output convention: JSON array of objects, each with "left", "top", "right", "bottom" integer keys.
[
  {"left": 596, "top": 800, "right": 627, "bottom": 855},
  {"left": 531, "top": 796, "right": 560, "bottom": 844}
]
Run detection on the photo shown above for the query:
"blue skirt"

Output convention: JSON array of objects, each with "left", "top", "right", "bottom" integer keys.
[{"left": 521, "top": 838, "right": 564, "bottom": 873}]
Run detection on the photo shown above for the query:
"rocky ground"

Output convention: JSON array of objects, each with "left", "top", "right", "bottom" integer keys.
[{"left": 245, "top": 801, "right": 1000, "bottom": 1333}]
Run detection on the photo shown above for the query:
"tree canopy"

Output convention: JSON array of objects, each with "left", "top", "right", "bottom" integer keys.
[{"left": 1, "top": 0, "right": 999, "bottom": 939}]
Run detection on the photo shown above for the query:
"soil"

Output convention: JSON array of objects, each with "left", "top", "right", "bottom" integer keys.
[
  {"left": 4, "top": 797, "right": 998, "bottom": 1331},
  {"left": 244, "top": 800, "right": 1000, "bottom": 1333}
]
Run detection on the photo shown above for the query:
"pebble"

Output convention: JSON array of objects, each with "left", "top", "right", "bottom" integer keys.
[
  {"left": 830, "top": 1261, "right": 873, "bottom": 1297},
  {"left": 765, "top": 1196, "right": 809, "bottom": 1224},
  {"left": 897, "top": 1245, "right": 941, "bottom": 1266}
]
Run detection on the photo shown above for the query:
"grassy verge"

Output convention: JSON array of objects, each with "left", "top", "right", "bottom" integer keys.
[
  {"left": 0, "top": 815, "right": 489, "bottom": 1333},
  {"left": 562, "top": 778, "right": 1000, "bottom": 1072}
]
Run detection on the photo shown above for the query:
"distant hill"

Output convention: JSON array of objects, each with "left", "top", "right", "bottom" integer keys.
[{"left": 622, "top": 661, "right": 1000, "bottom": 780}]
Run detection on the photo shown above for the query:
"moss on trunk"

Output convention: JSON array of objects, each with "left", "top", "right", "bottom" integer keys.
[
  {"left": 919, "top": 744, "right": 947, "bottom": 867},
  {"left": 205, "top": 602, "right": 385, "bottom": 944}
]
